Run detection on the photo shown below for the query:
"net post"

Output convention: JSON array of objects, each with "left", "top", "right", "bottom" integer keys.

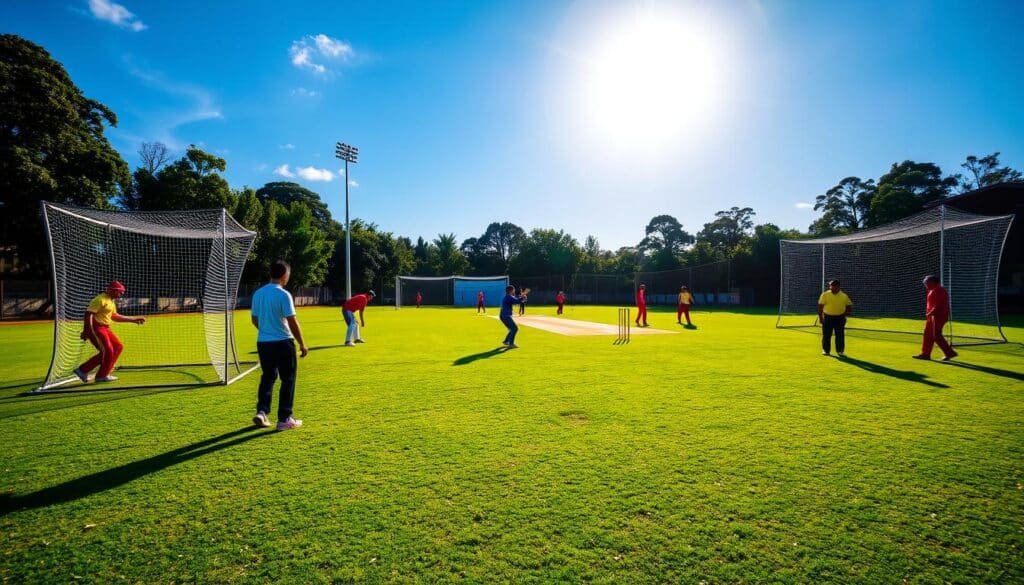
[
  {"left": 39, "top": 201, "right": 60, "bottom": 391},
  {"left": 222, "top": 208, "right": 229, "bottom": 384}
]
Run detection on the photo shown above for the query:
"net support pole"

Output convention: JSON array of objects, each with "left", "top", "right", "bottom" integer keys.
[
  {"left": 222, "top": 209, "right": 230, "bottom": 384},
  {"left": 39, "top": 202, "right": 60, "bottom": 392}
]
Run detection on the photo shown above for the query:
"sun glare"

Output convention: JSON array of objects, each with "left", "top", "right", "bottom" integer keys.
[{"left": 576, "top": 13, "right": 723, "bottom": 152}]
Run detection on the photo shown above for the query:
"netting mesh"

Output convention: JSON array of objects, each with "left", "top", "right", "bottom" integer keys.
[
  {"left": 40, "top": 203, "right": 257, "bottom": 390},
  {"left": 778, "top": 206, "right": 1013, "bottom": 344},
  {"left": 395, "top": 276, "right": 508, "bottom": 308}
]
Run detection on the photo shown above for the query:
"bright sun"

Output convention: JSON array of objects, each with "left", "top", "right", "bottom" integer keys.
[{"left": 577, "top": 14, "right": 722, "bottom": 151}]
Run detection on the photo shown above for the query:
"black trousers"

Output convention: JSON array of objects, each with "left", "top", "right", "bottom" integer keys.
[
  {"left": 256, "top": 339, "right": 297, "bottom": 422},
  {"left": 822, "top": 315, "right": 846, "bottom": 353}
]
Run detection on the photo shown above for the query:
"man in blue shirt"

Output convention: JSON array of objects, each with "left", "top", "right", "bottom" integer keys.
[
  {"left": 500, "top": 285, "right": 528, "bottom": 348},
  {"left": 251, "top": 260, "right": 308, "bottom": 431}
]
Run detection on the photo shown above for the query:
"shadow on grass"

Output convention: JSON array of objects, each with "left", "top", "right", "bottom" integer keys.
[
  {"left": 452, "top": 347, "right": 509, "bottom": 366},
  {"left": 0, "top": 379, "right": 40, "bottom": 391},
  {"left": 0, "top": 387, "right": 192, "bottom": 421},
  {"left": 837, "top": 356, "right": 949, "bottom": 388},
  {"left": 307, "top": 344, "right": 350, "bottom": 352},
  {"left": 938, "top": 360, "right": 1024, "bottom": 382},
  {"left": 0, "top": 426, "right": 271, "bottom": 517}
]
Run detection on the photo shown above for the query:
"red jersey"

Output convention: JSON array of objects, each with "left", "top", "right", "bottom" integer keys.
[
  {"left": 555, "top": 293, "right": 566, "bottom": 304},
  {"left": 926, "top": 285, "right": 949, "bottom": 318},
  {"left": 344, "top": 294, "right": 370, "bottom": 312},
  {"left": 477, "top": 292, "right": 484, "bottom": 302},
  {"left": 415, "top": 293, "right": 422, "bottom": 302},
  {"left": 636, "top": 288, "right": 646, "bottom": 307}
]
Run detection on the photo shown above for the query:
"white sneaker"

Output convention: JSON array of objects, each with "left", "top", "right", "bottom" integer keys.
[
  {"left": 344, "top": 341, "right": 355, "bottom": 347},
  {"left": 837, "top": 352, "right": 846, "bottom": 358},
  {"left": 73, "top": 368, "right": 89, "bottom": 383},
  {"left": 95, "top": 375, "right": 118, "bottom": 382},
  {"left": 277, "top": 417, "right": 303, "bottom": 431},
  {"left": 253, "top": 412, "right": 271, "bottom": 428}
]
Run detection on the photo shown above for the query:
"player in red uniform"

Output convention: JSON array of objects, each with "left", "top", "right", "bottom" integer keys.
[
  {"left": 555, "top": 290, "right": 566, "bottom": 315},
  {"left": 913, "top": 275, "right": 957, "bottom": 361},
  {"left": 635, "top": 283, "right": 648, "bottom": 327},
  {"left": 415, "top": 291, "right": 422, "bottom": 308},
  {"left": 342, "top": 290, "right": 375, "bottom": 346},
  {"left": 477, "top": 290, "right": 486, "bottom": 314},
  {"left": 74, "top": 281, "right": 145, "bottom": 383}
]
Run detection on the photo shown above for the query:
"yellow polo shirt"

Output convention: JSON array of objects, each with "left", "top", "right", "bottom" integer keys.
[
  {"left": 818, "top": 291, "right": 852, "bottom": 316},
  {"left": 86, "top": 292, "right": 117, "bottom": 325},
  {"left": 678, "top": 291, "right": 694, "bottom": 304}
]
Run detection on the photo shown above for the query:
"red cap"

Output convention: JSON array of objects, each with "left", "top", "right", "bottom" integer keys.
[{"left": 107, "top": 281, "right": 126, "bottom": 294}]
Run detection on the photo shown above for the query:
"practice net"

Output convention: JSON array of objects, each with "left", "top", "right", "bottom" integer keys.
[
  {"left": 38, "top": 202, "right": 258, "bottom": 391},
  {"left": 777, "top": 205, "right": 1013, "bottom": 345},
  {"left": 395, "top": 275, "right": 508, "bottom": 308}
]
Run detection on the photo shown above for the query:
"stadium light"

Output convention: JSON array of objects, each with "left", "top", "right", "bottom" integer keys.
[{"left": 335, "top": 142, "right": 359, "bottom": 299}]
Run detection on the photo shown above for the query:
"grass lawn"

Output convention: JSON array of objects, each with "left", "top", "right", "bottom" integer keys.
[{"left": 1, "top": 305, "right": 1022, "bottom": 583}]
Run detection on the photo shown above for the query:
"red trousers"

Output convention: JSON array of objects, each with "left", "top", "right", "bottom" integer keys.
[
  {"left": 80, "top": 325, "right": 123, "bottom": 378},
  {"left": 677, "top": 303, "right": 691, "bottom": 323},
  {"left": 635, "top": 304, "right": 647, "bottom": 325},
  {"left": 921, "top": 314, "right": 954, "bottom": 358}
]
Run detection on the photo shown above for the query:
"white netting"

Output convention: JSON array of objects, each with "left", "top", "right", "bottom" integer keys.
[
  {"left": 39, "top": 202, "right": 258, "bottom": 390},
  {"left": 777, "top": 205, "right": 1013, "bottom": 344}
]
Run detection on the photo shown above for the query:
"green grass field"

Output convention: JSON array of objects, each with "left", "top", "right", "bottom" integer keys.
[{"left": 1, "top": 306, "right": 1022, "bottom": 584}]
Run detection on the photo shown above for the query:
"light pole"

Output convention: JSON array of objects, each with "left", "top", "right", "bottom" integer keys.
[{"left": 335, "top": 142, "right": 358, "bottom": 299}]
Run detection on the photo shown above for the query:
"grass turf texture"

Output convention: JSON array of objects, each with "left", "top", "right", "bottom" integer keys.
[{"left": 1, "top": 306, "right": 1022, "bottom": 584}]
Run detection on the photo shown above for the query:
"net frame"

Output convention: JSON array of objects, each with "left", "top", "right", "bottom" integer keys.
[
  {"left": 37, "top": 202, "right": 259, "bottom": 392},
  {"left": 395, "top": 275, "right": 509, "bottom": 308},
  {"left": 777, "top": 205, "right": 1014, "bottom": 345}
]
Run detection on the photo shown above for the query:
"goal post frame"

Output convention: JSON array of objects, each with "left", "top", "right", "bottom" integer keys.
[
  {"left": 776, "top": 204, "right": 1013, "bottom": 345},
  {"left": 35, "top": 202, "right": 259, "bottom": 393}
]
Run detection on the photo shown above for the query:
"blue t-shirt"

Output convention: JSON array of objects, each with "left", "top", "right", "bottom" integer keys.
[
  {"left": 251, "top": 283, "right": 296, "bottom": 342},
  {"left": 500, "top": 294, "right": 522, "bottom": 317}
]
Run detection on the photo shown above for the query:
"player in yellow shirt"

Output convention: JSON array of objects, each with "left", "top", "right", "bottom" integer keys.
[
  {"left": 817, "top": 279, "right": 852, "bottom": 357},
  {"left": 74, "top": 281, "right": 145, "bottom": 383},
  {"left": 677, "top": 285, "right": 696, "bottom": 326}
]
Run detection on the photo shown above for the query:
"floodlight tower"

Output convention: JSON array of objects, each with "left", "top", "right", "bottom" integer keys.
[{"left": 335, "top": 142, "right": 359, "bottom": 299}]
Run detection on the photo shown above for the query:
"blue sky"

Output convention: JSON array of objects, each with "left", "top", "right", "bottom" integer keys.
[{"left": 6, "top": 0, "right": 1024, "bottom": 249}]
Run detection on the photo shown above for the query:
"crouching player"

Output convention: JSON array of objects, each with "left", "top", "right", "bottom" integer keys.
[{"left": 74, "top": 280, "right": 145, "bottom": 383}]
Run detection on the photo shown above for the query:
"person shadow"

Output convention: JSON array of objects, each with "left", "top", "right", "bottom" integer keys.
[
  {"left": 452, "top": 347, "right": 508, "bottom": 366},
  {"left": 938, "top": 360, "right": 1024, "bottom": 382},
  {"left": 0, "top": 426, "right": 272, "bottom": 517},
  {"left": 837, "top": 355, "right": 949, "bottom": 388}
]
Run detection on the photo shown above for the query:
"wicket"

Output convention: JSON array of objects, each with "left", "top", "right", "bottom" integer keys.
[{"left": 616, "top": 307, "right": 630, "bottom": 344}]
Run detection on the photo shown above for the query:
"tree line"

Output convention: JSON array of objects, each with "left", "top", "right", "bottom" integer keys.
[{"left": 2, "top": 34, "right": 1021, "bottom": 302}]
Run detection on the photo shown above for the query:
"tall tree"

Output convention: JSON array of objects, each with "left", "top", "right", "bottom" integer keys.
[
  {"left": 958, "top": 152, "right": 1023, "bottom": 192},
  {"left": 868, "top": 161, "right": 957, "bottom": 226},
  {"left": 638, "top": 214, "right": 694, "bottom": 270},
  {"left": 478, "top": 222, "right": 526, "bottom": 271},
  {"left": 0, "top": 34, "right": 130, "bottom": 275},
  {"left": 696, "top": 207, "right": 756, "bottom": 257},
  {"left": 810, "top": 177, "right": 875, "bottom": 235},
  {"left": 431, "top": 233, "right": 470, "bottom": 275},
  {"left": 509, "top": 229, "right": 581, "bottom": 275},
  {"left": 133, "top": 145, "right": 236, "bottom": 211},
  {"left": 252, "top": 200, "right": 333, "bottom": 286},
  {"left": 255, "top": 182, "right": 332, "bottom": 231}
]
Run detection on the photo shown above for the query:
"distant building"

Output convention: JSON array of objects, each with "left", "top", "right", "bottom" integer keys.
[{"left": 928, "top": 181, "right": 1024, "bottom": 311}]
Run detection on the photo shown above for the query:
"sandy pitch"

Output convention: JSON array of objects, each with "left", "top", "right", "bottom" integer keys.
[{"left": 490, "top": 314, "right": 677, "bottom": 336}]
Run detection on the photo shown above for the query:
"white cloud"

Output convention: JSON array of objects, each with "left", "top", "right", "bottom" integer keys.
[
  {"left": 297, "top": 166, "right": 335, "bottom": 181},
  {"left": 279, "top": 143, "right": 296, "bottom": 150},
  {"left": 88, "top": 0, "right": 147, "bottom": 31},
  {"left": 289, "top": 34, "right": 355, "bottom": 75},
  {"left": 349, "top": 180, "right": 359, "bottom": 188},
  {"left": 256, "top": 163, "right": 269, "bottom": 172},
  {"left": 795, "top": 202, "right": 814, "bottom": 209},
  {"left": 314, "top": 34, "right": 354, "bottom": 59},
  {"left": 274, "top": 164, "right": 295, "bottom": 178},
  {"left": 291, "top": 87, "right": 318, "bottom": 98}
]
